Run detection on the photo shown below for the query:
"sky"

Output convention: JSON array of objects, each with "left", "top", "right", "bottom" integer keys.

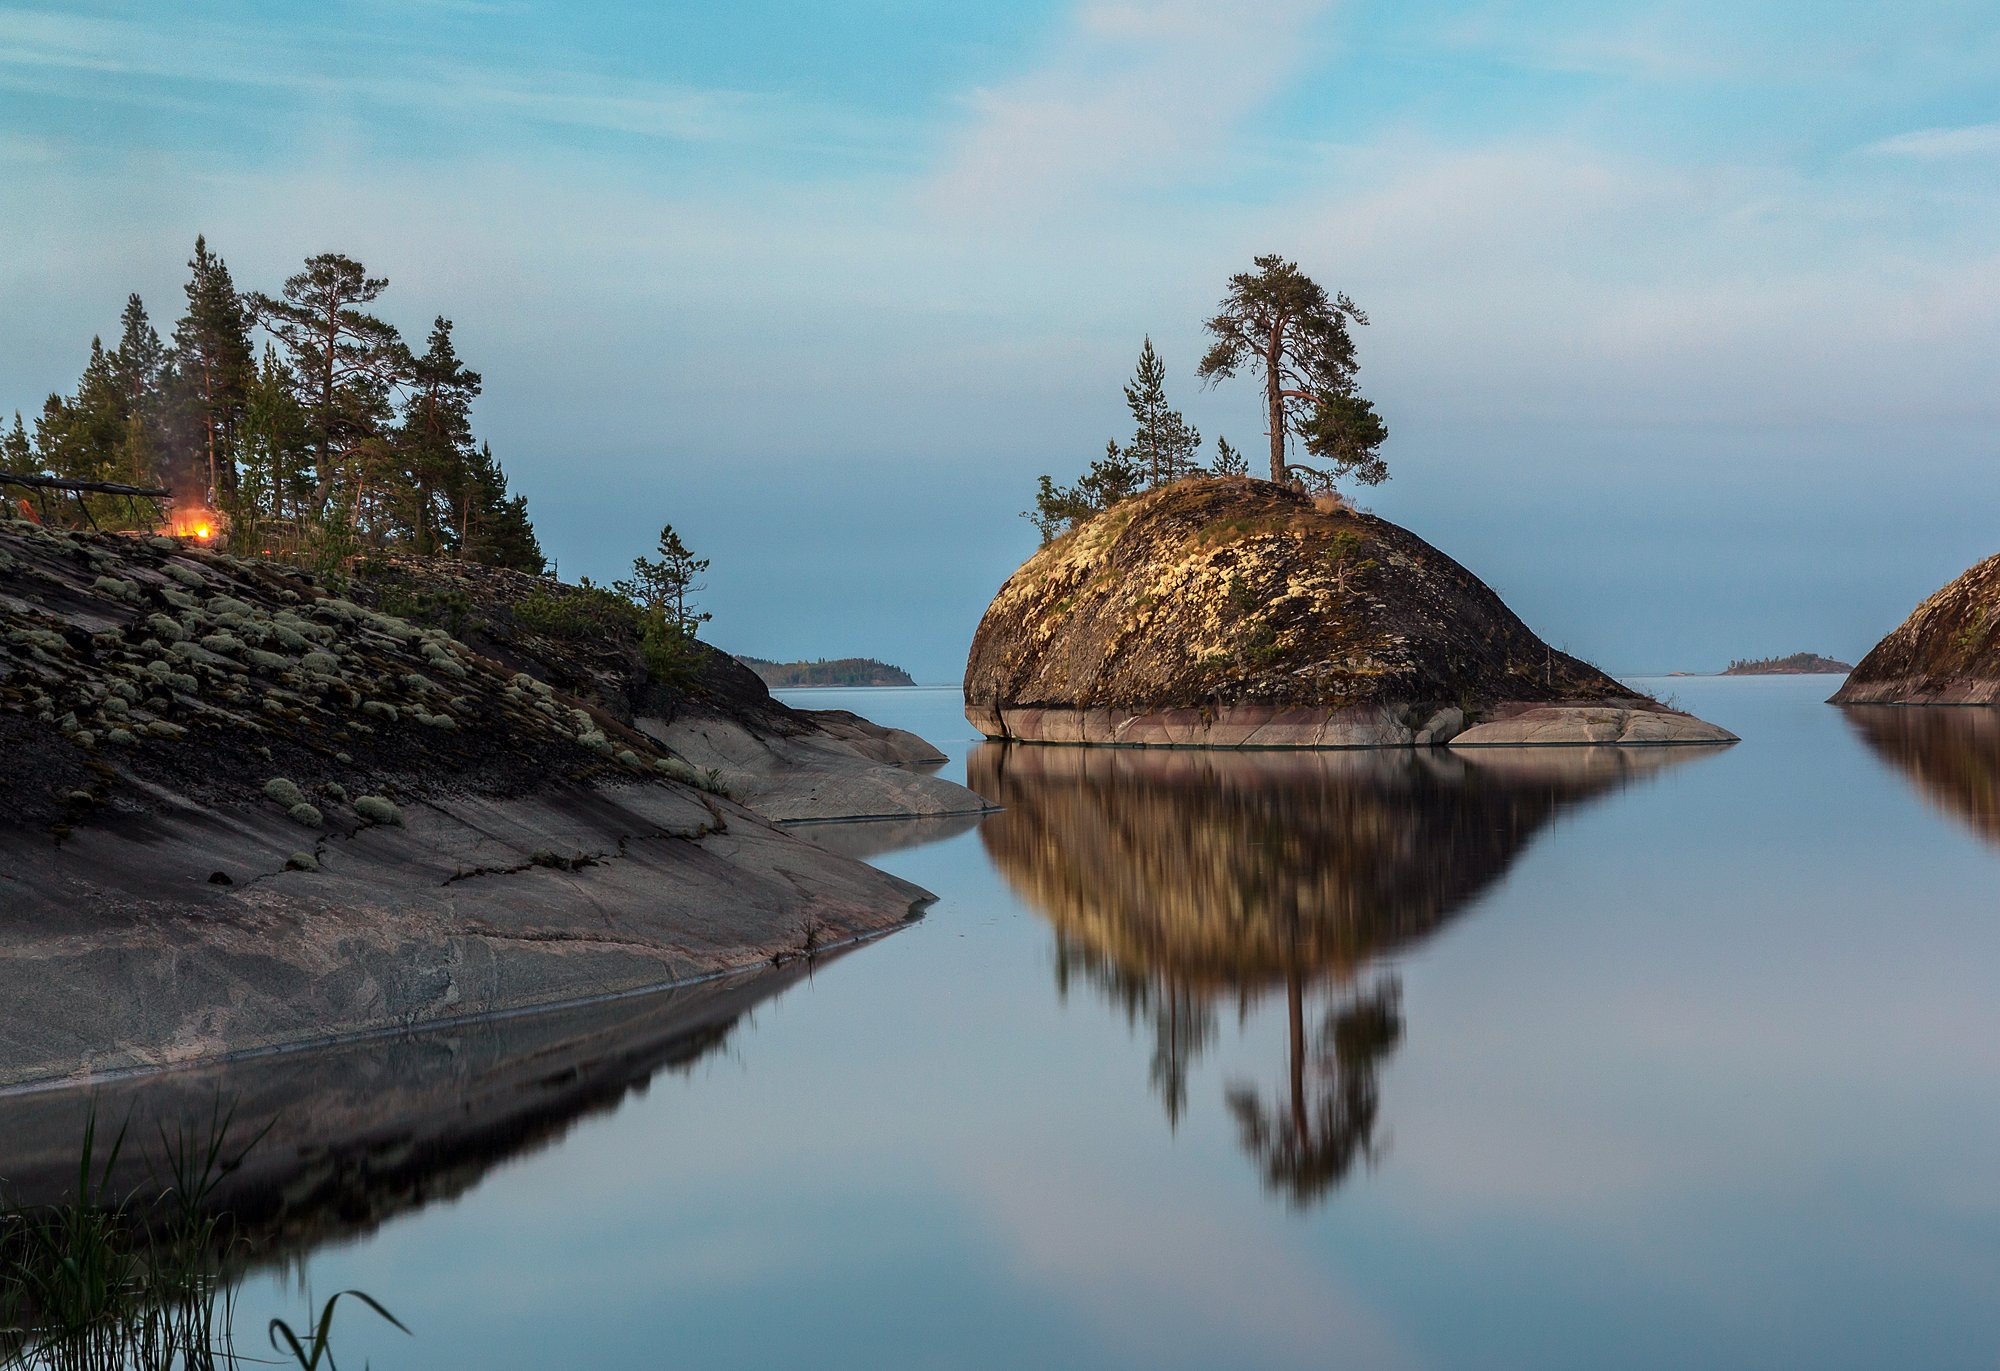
[{"left": 1, "top": 0, "right": 1996, "bottom": 681}]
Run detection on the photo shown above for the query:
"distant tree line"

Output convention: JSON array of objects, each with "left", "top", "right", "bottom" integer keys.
[
  {"left": 2, "top": 238, "right": 543, "bottom": 572},
  {"left": 734, "top": 656, "right": 917, "bottom": 688},
  {"left": 1026, "top": 254, "right": 1388, "bottom": 543}
]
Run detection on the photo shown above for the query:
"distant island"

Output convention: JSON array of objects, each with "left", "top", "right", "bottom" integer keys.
[
  {"left": 736, "top": 656, "right": 916, "bottom": 688},
  {"left": 1725, "top": 653, "right": 1854, "bottom": 676}
]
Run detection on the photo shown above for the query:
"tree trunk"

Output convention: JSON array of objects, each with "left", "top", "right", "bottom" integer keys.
[
  {"left": 1265, "top": 319, "right": 1286, "bottom": 484},
  {"left": 1287, "top": 969, "right": 1307, "bottom": 1144}
]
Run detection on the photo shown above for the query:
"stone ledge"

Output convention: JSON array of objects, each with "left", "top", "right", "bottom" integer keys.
[{"left": 967, "top": 700, "right": 1736, "bottom": 749}]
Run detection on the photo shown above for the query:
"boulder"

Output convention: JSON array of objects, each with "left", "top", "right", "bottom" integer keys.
[{"left": 965, "top": 479, "right": 1733, "bottom": 748}]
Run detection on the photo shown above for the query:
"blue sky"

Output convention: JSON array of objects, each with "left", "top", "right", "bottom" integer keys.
[{"left": 3, "top": 0, "right": 1996, "bottom": 679}]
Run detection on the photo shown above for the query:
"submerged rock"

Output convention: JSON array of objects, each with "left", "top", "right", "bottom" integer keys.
[
  {"left": 1832, "top": 552, "right": 2000, "bottom": 704},
  {"left": 964, "top": 479, "right": 1733, "bottom": 748}
]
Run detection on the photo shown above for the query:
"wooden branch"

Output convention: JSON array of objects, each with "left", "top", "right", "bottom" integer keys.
[{"left": 0, "top": 472, "right": 170, "bottom": 498}]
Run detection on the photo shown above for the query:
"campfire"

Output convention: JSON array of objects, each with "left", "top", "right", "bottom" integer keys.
[{"left": 167, "top": 505, "right": 223, "bottom": 544}]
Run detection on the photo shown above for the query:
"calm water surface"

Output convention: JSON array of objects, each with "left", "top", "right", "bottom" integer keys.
[{"left": 68, "top": 680, "right": 2000, "bottom": 1366}]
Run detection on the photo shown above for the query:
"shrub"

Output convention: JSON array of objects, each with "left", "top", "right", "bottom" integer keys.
[
  {"left": 354, "top": 795, "right": 402, "bottom": 826},
  {"left": 513, "top": 583, "right": 637, "bottom": 640}
]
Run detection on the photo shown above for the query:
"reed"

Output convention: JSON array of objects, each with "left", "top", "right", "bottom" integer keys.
[{"left": 0, "top": 1104, "right": 401, "bottom": 1371}]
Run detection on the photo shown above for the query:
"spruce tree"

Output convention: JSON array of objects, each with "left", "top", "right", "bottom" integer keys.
[
  {"left": 35, "top": 339, "right": 126, "bottom": 484},
  {"left": 459, "top": 442, "right": 544, "bottom": 572},
  {"left": 112, "top": 295, "right": 168, "bottom": 489},
  {"left": 240, "top": 347, "right": 312, "bottom": 521},
  {"left": 1025, "top": 439, "right": 1143, "bottom": 543},
  {"left": 398, "top": 317, "right": 481, "bottom": 554},
  {"left": 1120, "top": 337, "right": 1200, "bottom": 487},
  {"left": 2, "top": 413, "right": 31, "bottom": 475},
  {"left": 169, "top": 238, "right": 254, "bottom": 501}
]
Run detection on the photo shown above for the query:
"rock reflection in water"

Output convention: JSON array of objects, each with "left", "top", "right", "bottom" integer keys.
[
  {"left": 1843, "top": 705, "right": 2000, "bottom": 847},
  {"left": 0, "top": 956, "right": 826, "bottom": 1264},
  {"left": 969, "top": 743, "right": 1706, "bottom": 1206}
]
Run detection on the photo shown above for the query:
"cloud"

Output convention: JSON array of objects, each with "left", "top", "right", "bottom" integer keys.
[
  {"left": 1863, "top": 122, "right": 2000, "bottom": 159},
  {"left": 925, "top": 0, "right": 1334, "bottom": 218},
  {"left": 0, "top": 5, "right": 883, "bottom": 155}
]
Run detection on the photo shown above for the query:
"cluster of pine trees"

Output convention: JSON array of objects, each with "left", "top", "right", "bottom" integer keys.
[
  {"left": 2, "top": 239, "right": 543, "bottom": 572},
  {"left": 1028, "top": 255, "right": 1390, "bottom": 544},
  {"left": 1026, "top": 338, "right": 1247, "bottom": 543}
]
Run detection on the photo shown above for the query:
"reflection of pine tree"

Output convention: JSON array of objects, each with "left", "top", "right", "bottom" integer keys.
[{"left": 1225, "top": 975, "right": 1401, "bottom": 1208}]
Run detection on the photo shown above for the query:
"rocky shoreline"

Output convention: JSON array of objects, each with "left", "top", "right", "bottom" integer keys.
[
  {"left": 1832, "top": 551, "right": 2000, "bottom": 706},
  {"left": 0, "top": 519, "right": 981, "bottom": 1088}
]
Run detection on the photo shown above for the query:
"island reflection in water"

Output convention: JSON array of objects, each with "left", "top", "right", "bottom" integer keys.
[
  {"left": 1843, "top": 705, "right": 2000, "bottom": 847},
  {"left": 968, "top": 741, "right": 1713, "bottom": 1207}
]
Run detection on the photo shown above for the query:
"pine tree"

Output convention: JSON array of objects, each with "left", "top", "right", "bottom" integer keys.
[
  {"left": 169, "top": 237, "right": 255, "bottom": 501},
  {"left": 615, "top": 523, "right": 711, "bottom": 634},
  {"left": 250, "top": 253, "right": 409, "bottom": 523},
  {"left": 398, "top": 317, "right": 481, "bottom": 555},
  {"left": 1211, "top": 435, "right": 1247, "bottom": 477},
  {"left": 1198, "top": 254, "right": 1387, "bottom": 489},
  {"left": 1025, "top": 439, "right": 1143, "bottom": 543}
]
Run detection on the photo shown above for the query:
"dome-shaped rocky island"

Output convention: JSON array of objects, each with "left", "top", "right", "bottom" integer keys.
[
  {"left": 1831, "top": 551, "right": 2000, "bottom": 705},
  {"left": 964, "top": 479, "right": 1735, "bottom": 748}
]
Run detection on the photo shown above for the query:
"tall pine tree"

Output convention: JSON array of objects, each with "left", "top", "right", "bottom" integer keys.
[{"left": 250, "top": 253, "right": 409, "bottom": 524}]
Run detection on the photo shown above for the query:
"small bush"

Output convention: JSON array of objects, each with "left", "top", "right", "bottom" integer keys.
[
  {"left": 354, "top": 795, "right": 402, "bottom": 826},
  {"left": 513, "top": 584, "right": 637, "bottom": 640}
]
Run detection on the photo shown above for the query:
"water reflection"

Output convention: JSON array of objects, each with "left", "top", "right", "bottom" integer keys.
[
  {"left": 1843, "top": 705, "right": 2000, "bottom": 847},
  {"left": 0, "top": 957, "right": 824, "bottom": 1265},
  {"left": 969, "top": 744, "right": 1707, "bottom": 1206}
]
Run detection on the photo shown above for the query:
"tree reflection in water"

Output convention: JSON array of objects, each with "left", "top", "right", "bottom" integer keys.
[{"left": 970, "top": 742, "right": 1708, "bottom": 1207}]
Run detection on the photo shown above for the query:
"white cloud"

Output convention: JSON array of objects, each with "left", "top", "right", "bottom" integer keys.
[
  {"left": 925, "top": 0, "right": 1334, "bottom": 218},
  {"left": 0, "top": 6, "right": 880, "bottom": 154},
  {"left": 1863, "top": 123, "right": 2000, "bottom": 159}
]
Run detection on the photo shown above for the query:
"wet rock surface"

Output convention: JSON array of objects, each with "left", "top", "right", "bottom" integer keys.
[
  {"left": 964, "top": 479, "right": 1733, "bottom": 747},
  {"left": 1832, "top": 552, "right": 2000, "bottom": 705}
]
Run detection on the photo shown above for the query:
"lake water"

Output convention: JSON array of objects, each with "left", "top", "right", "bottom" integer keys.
[{"left": 22, "top": 677, "right": 2000, "bottom": 1369}]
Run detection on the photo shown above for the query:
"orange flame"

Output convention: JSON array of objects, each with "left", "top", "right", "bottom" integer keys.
[{"left": 168, "top": 508, "right": 221, "bottom": 544}]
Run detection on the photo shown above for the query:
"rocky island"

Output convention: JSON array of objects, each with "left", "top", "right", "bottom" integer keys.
[
  {"left": 965, "top": 479, "right": 1735, "bottom": 748},
  {"left": 1832, "top": 552, "right": 2000, "bottom": 705},
  {"left": 735, "top": 655, "right": 917, "bottom": 688},
  {"left": 0, "top": 518, "right": 983, "bottom": 1087},
  {"left": 1724, "top": 653, "right": 1853, "bottom": 676}
]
